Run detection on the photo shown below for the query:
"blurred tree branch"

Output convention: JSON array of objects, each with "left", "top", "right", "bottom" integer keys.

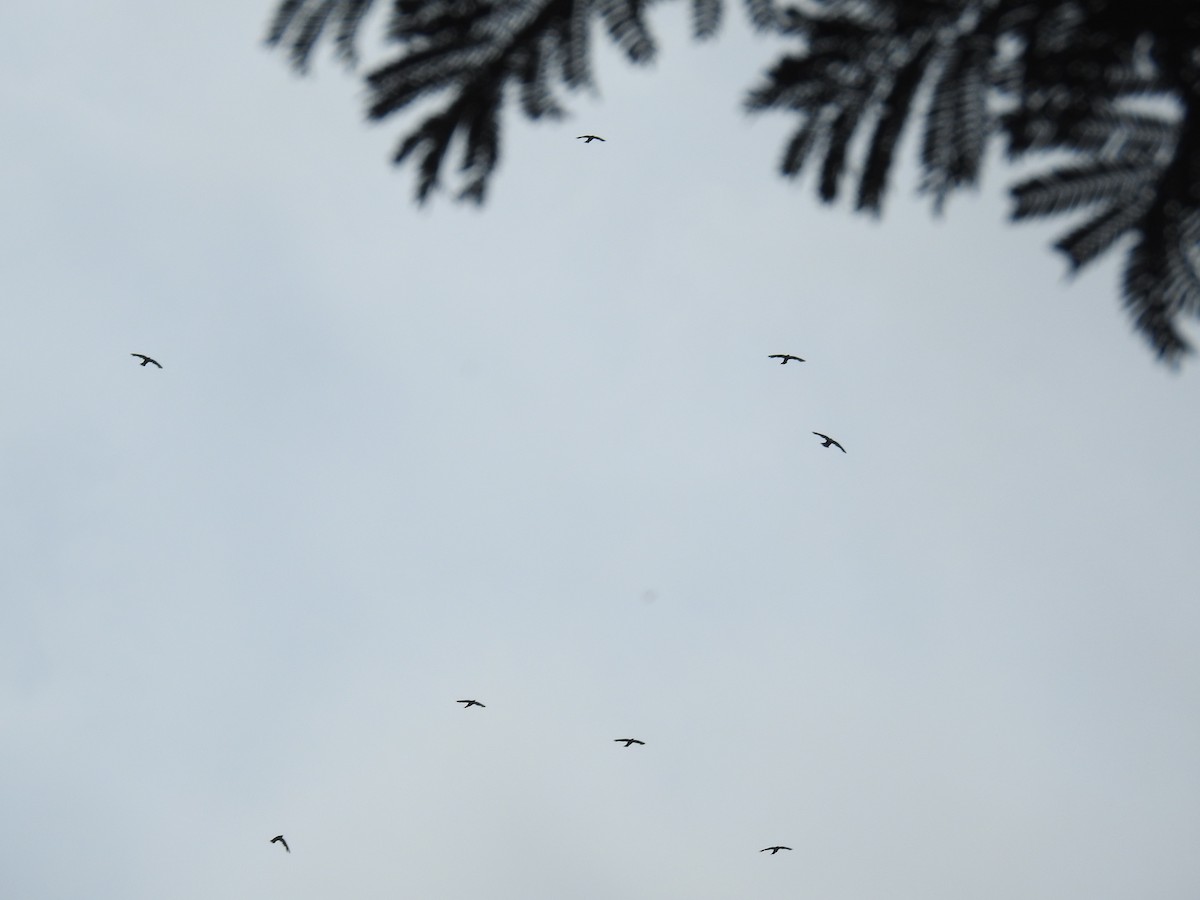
[{"left": 266, "top": 0, "right": 1200, "bottom": 364}]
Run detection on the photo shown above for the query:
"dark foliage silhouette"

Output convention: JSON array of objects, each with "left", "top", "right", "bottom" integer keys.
[{"left": 266, "top": 0, "right": 1200, "bottom": 362}]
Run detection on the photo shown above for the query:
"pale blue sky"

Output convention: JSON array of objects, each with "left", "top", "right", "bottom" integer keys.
[{"left": 2, "top": 3, "right": 1199, "bottom": 899}]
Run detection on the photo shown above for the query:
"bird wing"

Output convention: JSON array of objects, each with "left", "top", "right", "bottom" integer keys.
[
  {"left": 149, "top": 359, "right": 162, "bottom": 368},
  {"left": 831, "top": 440, "right": 845, "bottom": 452},
  {"left": 131, "top": 353, "right": 145, "bottom": 360},
  {"left": 812, "top": 432, "right": 829, "bottom": 440},
  {"left": 768, "top": 354, "right": 785, "bottom": 359}
]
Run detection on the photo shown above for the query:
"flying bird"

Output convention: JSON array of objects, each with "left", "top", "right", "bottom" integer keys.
[
  {"left": 614, "top": 738, "right": 645, "bottom": 747},
  {"left": 812, "top": 432, "right": 846, "bottom": 453},
  {"left": 270, "top": 835, "right": 290, "bottom": 853},
  {"left": 768, "top": 354, "right": 805, "bottom": 364},
  {"left": 761, "top": 846, "right": 792, "bottom": 855},
  {"left": 457, "top": 699, "right": 486, "bottom": 708},
  {"left": 577, "top": 135, "right": 605, "bottom": 143},
  {"left": 130, "top": 353, "right": 162, "bottom": 368}
]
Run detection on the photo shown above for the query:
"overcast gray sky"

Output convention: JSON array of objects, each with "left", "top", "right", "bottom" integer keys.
[{"left": 3, "top": 3, "right": 1199, "bottom": 899}]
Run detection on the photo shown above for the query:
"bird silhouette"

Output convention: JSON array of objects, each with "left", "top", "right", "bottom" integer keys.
[
  {"left": 131, "top": 353, "right": 162, "bottom": 368},
  {"left": 812, "top": 432, "right": 846, "bottom": 453},
  {"left": 768, "top": 354, "right": 805, "bottom": 364},
  {"left": 761, "top": 846, "right": 792, "bottom": 854},
  {"left": 577, "top": 135, "right": 605, "bottom": 143},
  {"left": 614, "top": 738, "right": 645, "bottom": 747},
  {"left": 457, "top": 699, "right": 486, "bottom": 708},
  {"left": 270, "top": 835, "right": 290, "bottom": 853}
]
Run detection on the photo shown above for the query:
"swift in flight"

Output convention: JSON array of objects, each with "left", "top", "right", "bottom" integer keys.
[
  {"left": 577, "top": 135, "right": 606, "bottom": 143},
  {"left": 130, "top": 353, "right": 162, "bottom": 368},
  {"left": 457, "top": 699, "right": 486, "bottom": 708},
  {"left": 812, "top": 432, "right": 845, "bottom": 453},
  {"left": 270, "top": 835, "right": 290, "bottom": 853},
  {"left": 768, "top": 354, "right": 804, "bottom": 364},
  {"left": 614, "top": 738, "right": 645, "bottom": 747}
]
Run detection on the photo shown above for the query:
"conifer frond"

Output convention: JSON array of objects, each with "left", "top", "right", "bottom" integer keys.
[
  {"left": 393, "top": 108, "right": 458, "bottom": 204},
  {"left": 333, "top": 0, "right": 375, "bottom": 64},
  {"left": 781, "top": 115, "right": 822, "bottom": 177},
  {"left": 920, "top": 31, "right": 992, "bottom": 213},
  {"left": 1054, "top": 197, "right": 1149, "bottom": 272},
  {"left": 458, "top": 82, "right": 503, "bottom": 201},
  {"left": 819, "top": 105, "right": 860, "bottom": 203},
  {"left": 856, "top": 38, "right": 934, "bottom": 215},
  {"left": 1122, "top": 232, "right": 1195, "bottom": 364},
  {"left": 392, "top": 76, "right": 503, "bottom": 205},
  {"left": 266, "top": 0, "right": 305, "bottom": 46},
  {"left": 745, "top": 55, "right": 839, "bottom": 111},
  {"left": 1010, "top": 160, "right": 1153, "bottom": 221},
  {"left": 593, "top": 0, "right": 656, "bottom": 64},
  {"left": 560, "top": 0, "right": 593, "bottom": 87},
  {"left": 275, "top": 0, "right": 335, "bottom": 73},
  {"left": 742, "top": 0, "right": 792, "bottom": 34},
  {"left": 515, "top": 40, "right": 566, "bottom": 119},
  {"left": 692, "top": 0, "right": 723, "bottom": 40},
  {"left": 1116, "top": 118, "right": 1200, "bottom": 362},
  {"left": 1008, "top": 108, "right": 1177, "bottom": 162},
  {"left": 744, "top": 15, "right": 884, "bottom": 113},
  {"left": 365, "top": 41, "right": 492, "bottom": 120},
  {"left": 1087, "top": 112, "right": 1176, "bottom": 161},
  {"left": 265, "top": 0, "right": 377, "bottom": 71},
  {"left": 385, "top": 0, "right": 478, "bottom": 45},
  {"left": 1001, "top": 97, "right": 1154, "bottom": 159}
]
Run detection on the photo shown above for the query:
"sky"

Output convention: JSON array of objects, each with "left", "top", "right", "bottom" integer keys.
[{"left": 2, "top": 3, "right": 1199, "bottom": 899}]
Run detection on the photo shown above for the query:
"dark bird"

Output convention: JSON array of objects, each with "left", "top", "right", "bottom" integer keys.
[
  {"left": 813, "top": 432, "right": 846, "bottom": 453},
  {"left": 577, "top": 135, "right": 605, "bottom": 143},
  {"left": 270, "top": 835, "right": 290, "bottom": 853},
  {"left": 768, "top": 354, "right": 805, "bottom": 364},
  {"left": 761, "top": 846, "right": 792, "bottom": 855},
  {"left": 614, "top": 738, "right": 645, "bottom": 747},
  {"left": 131, "top": 353, "right": 162, "bottom": 368},
  {"left": 457, "top": 699, "right": 486, "bottom": 708}
]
